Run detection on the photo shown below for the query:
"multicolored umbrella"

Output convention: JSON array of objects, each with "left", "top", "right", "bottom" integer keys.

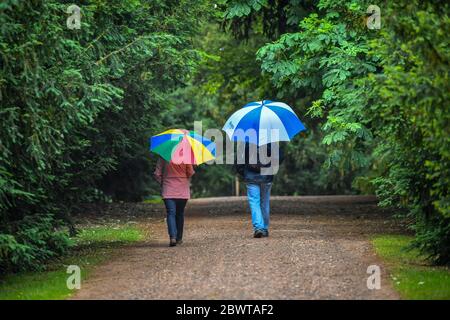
[
  {"left": 150, "top": 129, "right": 216, "bottom": 165},
  {"left": 222, "top": 100, "right": 306, "bottom": 146}
]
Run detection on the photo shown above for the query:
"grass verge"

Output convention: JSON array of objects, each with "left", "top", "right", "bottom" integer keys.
[
  {"left": 0, "top": 224, "right": 144, "bottom": 300},
  {"left": 143, "top": 195, "right": 162, "bottom": 204},
  {"left": 372, "top": 234, "right": 450, "bottom": 300}
]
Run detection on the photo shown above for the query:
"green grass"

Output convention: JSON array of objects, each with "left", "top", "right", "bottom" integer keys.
[
  {"left": 372, "top": 235, "right": 450, "bottom": 300},
  {"left": 143, "top": 196, "right": 162, "bottom": 204},
  {"left": 0, "top": 224, "right": 144, "bottom": 300},
  {"left": 76, "top": 225, "right": 143, "bottom": 244}
]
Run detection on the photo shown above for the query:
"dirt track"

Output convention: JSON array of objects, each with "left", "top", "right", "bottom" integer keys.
[{"left": 72, "top": 196, "right": 401, "bottom": 300}]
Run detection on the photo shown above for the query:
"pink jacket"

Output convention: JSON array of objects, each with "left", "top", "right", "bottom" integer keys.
[{"left": 154, "top": 158, "right": 195, "bottom": 199}]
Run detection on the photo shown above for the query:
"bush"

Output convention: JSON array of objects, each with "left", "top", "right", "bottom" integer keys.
[{"left": 0, "top": 215, "right": 72, "bottom": 273}]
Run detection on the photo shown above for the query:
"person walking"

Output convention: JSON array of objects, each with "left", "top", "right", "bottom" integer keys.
[
  {"left": 236, "top": 142, "right": 283, "bottom": 238},
  {"left": 154, "top": 157, "right": 195, "bottom": 247}
]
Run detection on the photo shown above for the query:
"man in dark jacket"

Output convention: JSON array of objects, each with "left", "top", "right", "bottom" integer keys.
[{"left": 235, "top": 142, "right": 283, "bottom": 238}]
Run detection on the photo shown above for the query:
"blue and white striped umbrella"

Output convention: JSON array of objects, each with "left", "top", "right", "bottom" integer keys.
[{"left": 222, "top": 100, "right": 306, "bottom": 146}]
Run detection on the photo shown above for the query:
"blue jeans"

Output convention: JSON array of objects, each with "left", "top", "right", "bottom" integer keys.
[
  {"left": 163, "top": 199, "right": 187, "bottom": 240},
  {"left": 246, "top": 183, "right": 272, "bottom": 232}
]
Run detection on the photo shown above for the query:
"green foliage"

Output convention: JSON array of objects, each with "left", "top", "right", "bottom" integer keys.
[
  {"left": 175, "top": 18, "right": 360, "bottom": 196},
  {"left": 164, "top": 22, "right": 275, "bottom": 197},
  {"left": 223, "top": 0, "right": 314, "bottom": 39},
  {"left": 0, "top": 215, "right": 72, "bottom": 272},
  {"left": 0, "top": 0, "right": 209, "bottom": 272},
  {"left": 365, "top": 1, "right": 450, "bottom": 264},
  {"left": 1, "top": 0, "right": 448, "bottom": 272}
]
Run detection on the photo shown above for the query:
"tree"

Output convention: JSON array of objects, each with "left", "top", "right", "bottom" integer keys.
[{"left": 0, "top": 0, "right": 209, "bottom": 272}]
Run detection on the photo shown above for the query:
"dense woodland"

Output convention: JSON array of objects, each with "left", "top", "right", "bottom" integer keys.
[{"left": 0, "top": 0, "right": 448, "bottom": 272}]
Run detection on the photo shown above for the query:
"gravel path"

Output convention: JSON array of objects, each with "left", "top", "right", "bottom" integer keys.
[{"left": 72, "top": 196, "right": 400, "bottom": 300}]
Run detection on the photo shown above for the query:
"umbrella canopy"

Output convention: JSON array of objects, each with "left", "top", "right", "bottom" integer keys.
[
  {"left": 222, "top": 100, "right": 306, "bottom": 146},
  {"left": 150, "top": 129, "right": 216, "bottom": 165}
]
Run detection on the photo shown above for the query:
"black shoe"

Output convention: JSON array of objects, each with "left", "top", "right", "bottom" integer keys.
[
  {"left": 254, "top": 230, "right": 264, "bottom": 238},
  {"left": 176, "top": 239, "right": 183, "bottom": 245},
  {"left": 262, "top": 230, "right": 269, "bottom": 237},
  {"left": 169, "top": 238, "right": 177, "bottom": 247}
]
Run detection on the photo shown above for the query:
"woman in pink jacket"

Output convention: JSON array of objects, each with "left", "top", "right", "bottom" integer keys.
[{"left": 154, "top": 157, "right": 195, "bottom": 247}]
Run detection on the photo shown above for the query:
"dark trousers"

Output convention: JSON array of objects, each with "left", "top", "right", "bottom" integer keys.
[{"left": 163, "top": 199, "right": 187, "bottom": 240}]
